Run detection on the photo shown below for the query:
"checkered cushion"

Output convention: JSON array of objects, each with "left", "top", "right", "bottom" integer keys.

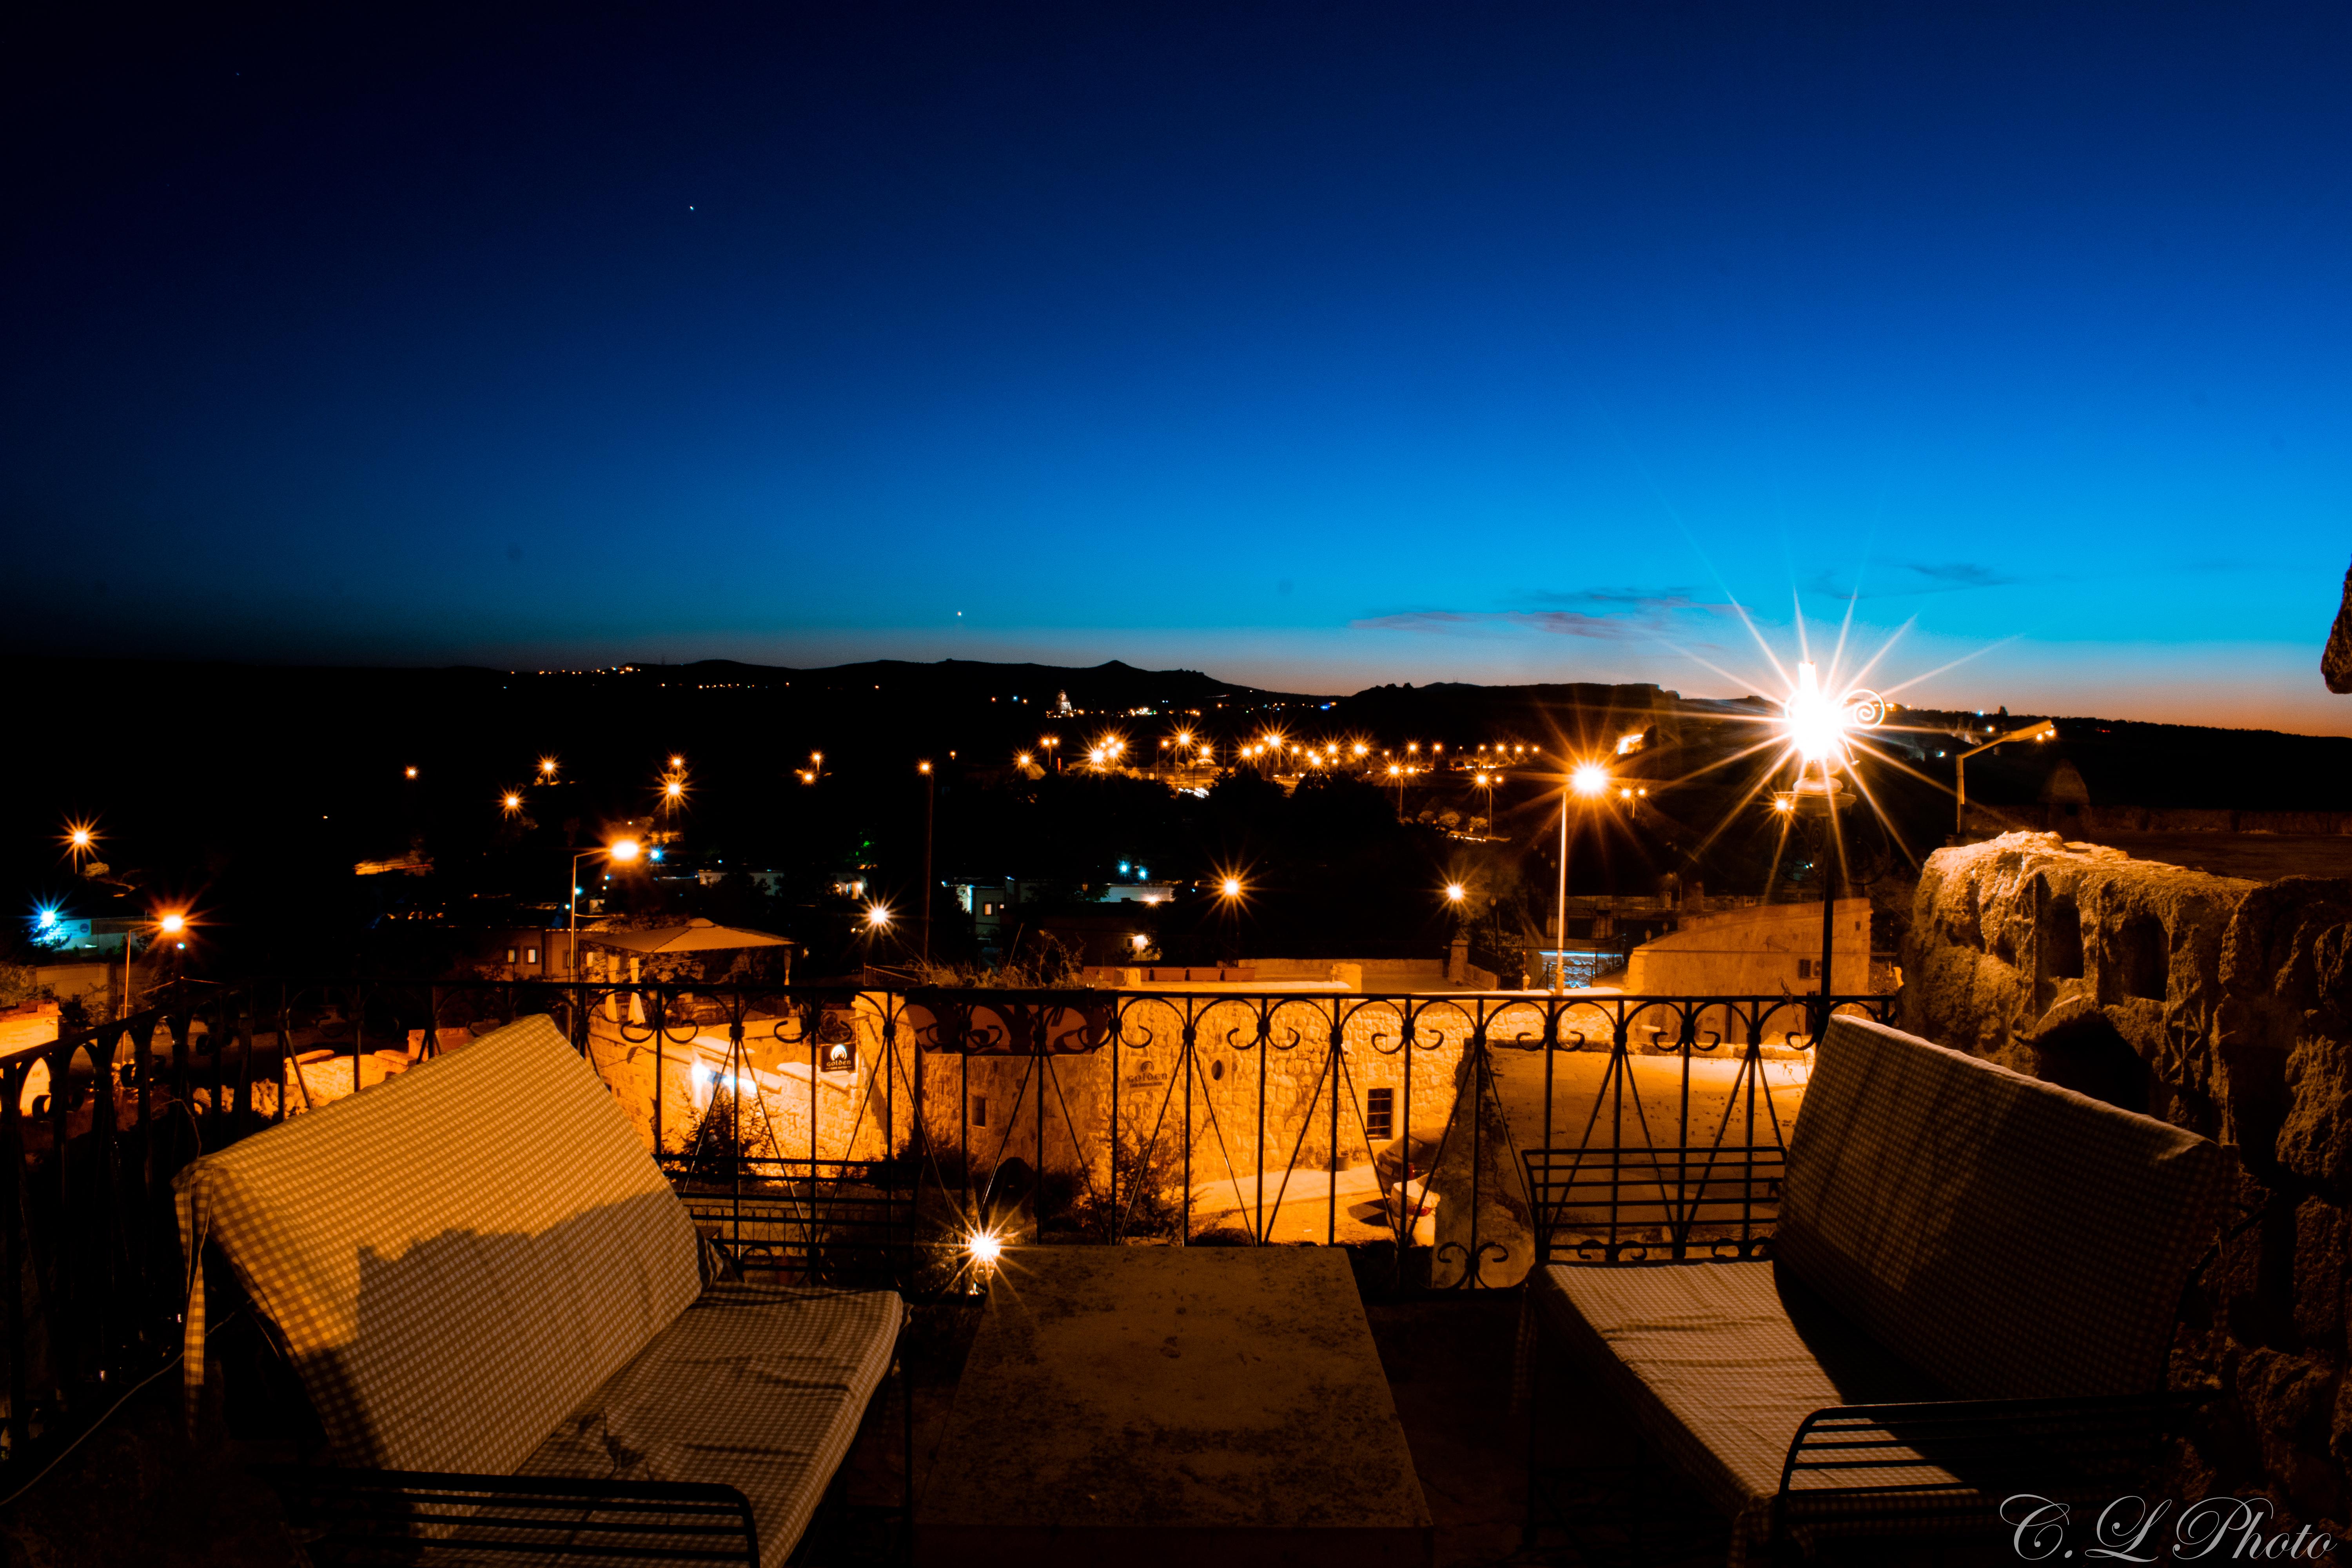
[
  {"left": 1530, "top": 1262, "right": 1958, "bottom": 1563},
  {"left": 519, "top": 1283, "right": 903, "bottom": 1568},
  {"left": 175, "top": 1014, "right": 704, "bottom": 1475},
  {"left": 1778, "top": 1015, "right": 2226, "bottom": 1400}
]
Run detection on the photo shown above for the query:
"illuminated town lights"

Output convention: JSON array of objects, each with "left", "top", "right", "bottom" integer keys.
[
  {"left": 1016, "top": 752, "right": 1034, "bottom": 766},
  {"left": 502, "top": 792, "right": 523, "bottom": 812},
  {"left": 1571, "top": 763, "right": 1610, "bottom": 798},
  {"left": 1219, "top": 877, "right": 1243, "bottom": 899},
  {"left": 404, "top": 766, "right": 418, "bottom": 779},
  {"left": 158, "top": 911, "right": 186, "bottom": 935},
  {"left": 539, "top": 757, "right": 559, "bottom": 776},
  {"left": 1445, "top": 883, "right": 1466, "bottom": 903},
  {"left": 866, "top": 903, "right": 893, "bottom": 929},
  {"left": 609, "top": 838, "right": 642, "bottom": 863}
]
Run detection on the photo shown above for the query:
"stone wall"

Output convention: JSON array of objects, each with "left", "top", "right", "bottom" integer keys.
[
  {"left": 905, "top": 996, "right": 1469, "bottom": 1189},
  {"left": 1902, "top": 831, "right": 2352, "bottom": 1524}
]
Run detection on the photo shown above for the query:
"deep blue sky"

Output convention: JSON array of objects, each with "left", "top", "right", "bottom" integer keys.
[{"left": 7, "top": 2, "right": 2349, "bottom": 730}]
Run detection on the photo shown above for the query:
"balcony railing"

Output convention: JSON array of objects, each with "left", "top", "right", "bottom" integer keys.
[{"left": 0, "top": 976, "right": 1895, "bottom": 1488}]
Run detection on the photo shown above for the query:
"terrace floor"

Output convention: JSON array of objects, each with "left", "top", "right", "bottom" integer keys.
[
  {"left": 820, "top": 1286, "right": 1733, "bottom": 1568},
  {"left": 1, "top": 1275, "right": 2007, "bottom": 1568}
]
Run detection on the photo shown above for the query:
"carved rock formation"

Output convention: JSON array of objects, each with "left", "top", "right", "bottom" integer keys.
[
  {"left": 2329, "top": 557, "right": 2352, "bottom": 694},
  {"left": 1903, "top": 833, "right": 2352, "bottom": 1525}
]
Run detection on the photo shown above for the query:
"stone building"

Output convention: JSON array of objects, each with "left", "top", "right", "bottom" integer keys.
[
  {"left": 1903, "top": 830, "right": 2352, "bottom": 1524},
  {"left": 1622, "top": 898, "right": 1870, "bottom": 1000}
]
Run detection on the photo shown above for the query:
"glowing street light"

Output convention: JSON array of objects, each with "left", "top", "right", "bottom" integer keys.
[
  {"left": 1445, "top": 882, "right": 1466, "bottom": 903},
  {"left": 1777, "top": 660, "right": 1885, "bottom": 810},
  {"left": 61, "top": 820, "right": 98, "bottom": 868},
  {"left": 502, "top": 792, "right": 523, "bottom": 813},
  {"left": 539, "top": 756, "right": 559, "bottom": 778},
  {"left": 157, "top": 911, "right": 186, "bottom": 936},
  {"left": 404, "top": 766, "right": 418, "bottom": 779},
  {"left": 866, "top": 902, "right": 893, "bottom": 929},
  {"left": 1220, "top": 877, "right": 1243, "bottom": 899},
  {"left": 1571, "top": 762, "right": 1610, "bottom": 798}
]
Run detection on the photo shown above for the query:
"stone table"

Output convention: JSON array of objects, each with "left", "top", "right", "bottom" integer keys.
[{"left": 914, "top": 1245, "right": 1434, "bottom": 1568}]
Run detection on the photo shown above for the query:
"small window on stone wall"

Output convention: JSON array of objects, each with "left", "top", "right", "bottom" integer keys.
[
  {"left": 971, "top": 1094, "right": 987, "bottom": 1127},
  {"left": 525, "top": 947, "right": 539, "bottom": 966},
  {"left": 2045, "top": 895, "right": 2084, "bottom": 981},
  {"left": 506, "top": 947, "right": 517, "bottom": 964},
  {"left": 1366, "top": 1087, "right": 1394, "bottom": 1142},
  {"left": 1797, "top": 958, "right": 1812, "bottom": 980},
  {"left": 2030, "top": 1010, "right": 2150, "bottom": 1115},
  {"left": 2118, "top": 915, "right": 2168, "bottom": 1001}
]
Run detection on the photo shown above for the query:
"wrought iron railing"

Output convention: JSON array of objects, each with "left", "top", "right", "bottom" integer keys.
[{"left": 0, "top": 977, "right": 1895, "bottom": 1487}]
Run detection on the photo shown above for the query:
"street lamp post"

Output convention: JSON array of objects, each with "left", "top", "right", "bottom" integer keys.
[
  {"left": 1216, "top": 876, "right": 1244, "bottom": 966},
  {"left": 1771, "top": 661, "right": 1886, "bottom": 1036},
  {"left": 124, "top": 910, "right": 187, "bottom": 1018},
  {"left": 1552, "top": 761, "right": 1610, "bottom": 993},
  {"left": 918, "top": 761, "right": 935, "bottom": 966},
  {"left": 568, "top": 838, "right": 641, "bottom": 977},
  {"left": 1953, "top": 720, "right": 2059, "bottom": 837}
]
